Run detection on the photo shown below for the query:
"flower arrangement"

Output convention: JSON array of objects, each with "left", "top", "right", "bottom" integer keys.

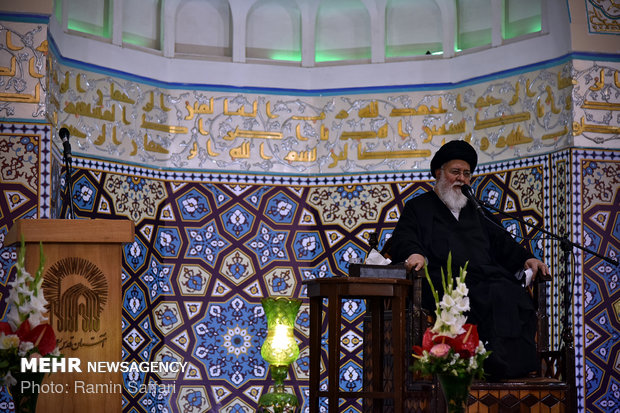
[
  {"left": 0, "top": 238, "right": 59, "bottom": 387},
  {"left": 412, "top": 253, "right": 490, "bottom": 380}
]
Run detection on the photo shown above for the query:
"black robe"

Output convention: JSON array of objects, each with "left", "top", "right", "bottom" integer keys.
[{"left": 390, "top": 191, "right": 538, "bottom": 379}]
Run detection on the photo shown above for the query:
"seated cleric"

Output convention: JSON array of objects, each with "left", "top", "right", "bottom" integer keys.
[{"left": 389, "top": 140, "right": 550, "bottom": 380}]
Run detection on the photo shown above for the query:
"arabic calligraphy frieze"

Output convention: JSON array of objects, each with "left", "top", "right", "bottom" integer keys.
[
  {"left": 0, "top": 22, "right": 47, "bottom": 119},
  {"left": 586, "top": 0, "right": 620, "bottom": 34},
  {"left": 47, "top": 54, "right": 579, "bottom": 174},
  {"left": 572, "top": 60, "right": 620, "bottom": 147}
]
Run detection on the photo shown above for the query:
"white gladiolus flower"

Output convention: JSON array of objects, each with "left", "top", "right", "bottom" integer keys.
[
  {"left": 432, "top": 292, "right": 469, "bottom": 336},
  {"left": 5, "top": 241, "right": 49, "bottom": 329},
  {"left": 454, "top": 296, "right": 470, "bottom": 312},
  {"left": 456, "top": 282, "right": 469, "bottom": 297},
  {"left": 18, "top": 341, "right": 35, "bottom": 356},
  {"left": 416, "top": 253, "right": 489, "bottom": 379},
  {"left": 10, "top": 282, "right": 30, "bottom": 296},
  {"left": 0, "top": 240, "right": 60, "bottom": 385},
  {"left": 1, "top": 371, "right": 17, "bottom": 387},
  {"left": 440, "top": 294, "right": 456, "bottom": 309},
  {"left": 6, "top": 310, "right": 21, "bottom": 331},
  {"left": 433, "top": 309, "right": 466, "bottom": 336},
  {"left": 21, "top": 295, "right": 49, "bottom": 326},
  {"left": 27, "top": 311, "right": 48, "bottom": 328},
  {"left": 437, "top": 308, "right": 456, "bottom": 326}
]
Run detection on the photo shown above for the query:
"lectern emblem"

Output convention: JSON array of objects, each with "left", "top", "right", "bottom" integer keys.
[{"left": 43, "top": 257, "right": 108, "bottom": 333}]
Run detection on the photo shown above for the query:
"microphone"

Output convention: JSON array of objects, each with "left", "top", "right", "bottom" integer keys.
[
  {"left": 58, "top": 127, "right": 75, "bottom": 219},
  {"left": 460, "top": 184, "right": 482, "bottom": 211},
  {"left": 59, "top": 127, "right": 71, "bottom": 158}
]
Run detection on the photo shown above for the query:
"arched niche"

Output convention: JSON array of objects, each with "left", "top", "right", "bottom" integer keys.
[
  {"left": 122, "top": 0, "right": 161, "bottom": 50},
  {"left": 504, "top": 0, "right": 542, "bottom": 39},
  {"left": 246, "top": 0, "right": 301, "bottom": 62},
  {"left": 175, "top": 0, "right": 232, "bottom": 58},
  {"left": 315, "top": 0, "right": 371, "bottom": 63},
  {"left": 66, "top": 0, "right": 112, "bottom": 38},
  {"left": 456, "top": 0, "right": 492, "bottom": 51},
  {"left": 386, "top": 0, "right": 443, "bottom": 58}
]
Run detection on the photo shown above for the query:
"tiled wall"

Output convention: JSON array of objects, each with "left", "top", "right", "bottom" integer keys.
[{"left": 0, "top": 15, "right": 619, "bottom": 413}]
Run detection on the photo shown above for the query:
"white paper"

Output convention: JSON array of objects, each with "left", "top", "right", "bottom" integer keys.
[
  {"left": 524, "top": 268, "right": 533, "bottom": 287},
  {"left": 364, "top": 249, "right": 392, "bottom": 265}
]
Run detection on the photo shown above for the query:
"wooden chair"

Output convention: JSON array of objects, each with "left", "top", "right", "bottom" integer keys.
[
  {"left": 407, "top": 269, "right": 576, "bottom": 412},
  {"left": 365, "top": 234, "right": 576, "bottom": 412}
]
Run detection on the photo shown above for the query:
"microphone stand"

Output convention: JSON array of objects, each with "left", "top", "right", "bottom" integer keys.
[
  {"left": 62, "top": 136, "right": 75, "bottom": 220},
  {"left": 478, "top": 196, "right": 617, "bottom": 266},
  {"left": 475, "top": 193, "right": 617, "bottom": 411}
]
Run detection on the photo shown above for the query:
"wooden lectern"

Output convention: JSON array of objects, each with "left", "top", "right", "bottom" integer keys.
[
  {"left": 303, "top": 277, "right": 412, "bottom": 412},
  {"left": 5, "top": 219, "right": 134, "bottom": 413}
]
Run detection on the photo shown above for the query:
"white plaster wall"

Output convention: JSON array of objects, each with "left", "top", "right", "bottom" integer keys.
[{"left": 46, "top": 0, "right": 572, "bottom": 90}]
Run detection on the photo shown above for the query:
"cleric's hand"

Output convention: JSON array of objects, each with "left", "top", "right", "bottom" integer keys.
[
  {"left": 405, "top": 253, "right": 426, "bottom": 272},
  {"left": 524, "top": 257, "right": 550, "bottom": 280}
]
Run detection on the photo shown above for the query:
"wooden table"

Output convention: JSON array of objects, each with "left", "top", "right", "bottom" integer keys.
[{"left": 303, "top": 277, "right": 412, "bottom": 413}]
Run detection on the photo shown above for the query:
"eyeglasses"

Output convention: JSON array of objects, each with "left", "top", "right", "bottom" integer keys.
[{"left": 444, "top": 168, "right": 472, "bottom": 179}]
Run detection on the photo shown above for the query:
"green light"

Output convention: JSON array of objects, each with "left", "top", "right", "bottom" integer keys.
[
  {"left": 54, "top": 1, "right": 61, "bottom": 23},
  {"left": 258, "top": 297, "right": 301, "bottom": 412},
  {"left": 122, "top": 33, "right": 158, "bottom": 50},
  {"left": 457, "top": 29, "right": 491, "bottom": 51},
  {"left": 269, "top": 52, "right": 302, "bottom": 62},
  {"left": 68, "top": 20, "right": 110, "bottom": 38},
  {"left": 386, "top": 43, "right": 442, "bottom": 58},
  {"left": 315, "top": 53, "right": 343, "bottom": 62},
  {"left": 504, "top": 16, "right": 542, "bottom": 39},
  {"left": 315, "top": 48, "right": 370, "bottom": 63}
]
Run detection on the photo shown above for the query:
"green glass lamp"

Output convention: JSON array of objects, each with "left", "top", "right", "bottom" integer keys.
[{"left": 258, "top": 297, "right": 302, "bottom": 412}]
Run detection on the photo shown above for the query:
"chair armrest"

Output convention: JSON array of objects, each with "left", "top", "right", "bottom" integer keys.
[
  {"left": 533, "top": 270, "right": 551, "bottom": 352},
  {"left": 536, "top": 271, "right": 552, "bottom": 283},
  {"left": 409, "top": 269, "right": 433, "bottom": 346}
]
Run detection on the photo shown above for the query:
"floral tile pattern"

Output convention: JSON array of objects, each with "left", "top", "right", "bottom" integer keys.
[{"left": 0, "top": 128, "right": 619, "bottom": 413}]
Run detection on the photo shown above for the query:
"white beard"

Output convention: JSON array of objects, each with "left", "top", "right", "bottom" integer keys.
[{"left": 435, "top": 174, "right": 468, "bottom": 212}]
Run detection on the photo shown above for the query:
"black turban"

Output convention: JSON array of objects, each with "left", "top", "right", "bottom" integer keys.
[{"left": 430, "top": 140, "right": 478, "bottom": 178}]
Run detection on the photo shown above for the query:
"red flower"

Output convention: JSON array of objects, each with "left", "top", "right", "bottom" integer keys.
[
  {"left": 452, "top": 324, "right": 479, "bottom": 358},
  {"left": 0, "top": 321, "right": 12, "bottom": 336},
  {"left": 412, "top": 345, "right": 424, "bottom": 357},
  {"left": 414, "top": 323, "right": 480, "bottom": 358},
  {"left": 25, "top": 324, "right": 56, "bottom": 355},
  {"left": 0, "top": 320, "right": 56, "bottom": 356}
]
